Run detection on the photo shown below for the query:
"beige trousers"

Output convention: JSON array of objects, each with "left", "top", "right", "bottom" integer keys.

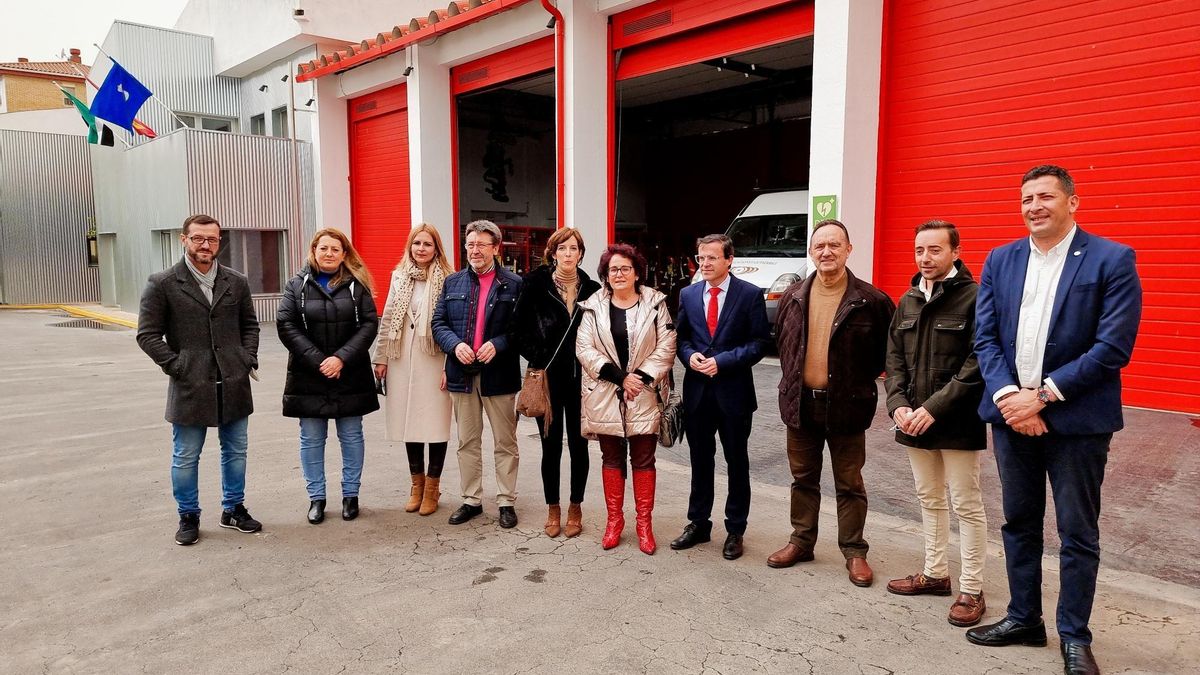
[
  {"left": 450, "top": 375, "right": 519, "bottom": 507},
  {"left": 906, "top": 447, "right": 987, "bottom": 594}
]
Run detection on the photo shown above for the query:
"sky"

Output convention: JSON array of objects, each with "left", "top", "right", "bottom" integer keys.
[{"left": 1, "top": 0, "right": 189, "bottom": 65}]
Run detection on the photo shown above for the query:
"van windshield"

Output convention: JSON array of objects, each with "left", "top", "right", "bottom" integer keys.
[{"left": 727, "top": 214, "right": 807, "bottom": 258}]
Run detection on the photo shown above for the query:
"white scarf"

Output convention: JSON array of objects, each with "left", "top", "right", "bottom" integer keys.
[{"left": 375, "top": 260, "right": 445, "bottom": 359}]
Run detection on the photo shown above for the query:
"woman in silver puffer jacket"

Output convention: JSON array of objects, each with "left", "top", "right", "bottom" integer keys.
[{"left": 576, "top": 243, "right": 676, "bottom": 554}]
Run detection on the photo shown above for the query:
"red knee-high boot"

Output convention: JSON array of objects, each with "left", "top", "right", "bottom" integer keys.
[
  {"left": 601, "top": 467, "right": 625, "bottom": 550},
  {"left": 632, "top": 469, "right": 656, "bottom": 555}
]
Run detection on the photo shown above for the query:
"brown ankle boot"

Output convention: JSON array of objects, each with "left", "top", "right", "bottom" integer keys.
[
  {"left": 564, "top": 502, "right": 583, "bottom": 538},
  {"left": 418, "top": 476, "right": 440, "bottom": 516},
  {"left": 544, "top": 504, "right": 562, "bottom": 537},
  {"left": 405, "top": 474, "right": 425, "bottom": 513}
]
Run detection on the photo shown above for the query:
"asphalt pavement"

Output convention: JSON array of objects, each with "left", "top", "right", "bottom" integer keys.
[{"left": 2, "top": 307, "right": 1197, "bottom": 674}]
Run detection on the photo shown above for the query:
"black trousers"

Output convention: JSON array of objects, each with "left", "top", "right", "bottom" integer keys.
[
  {"left": 534, "top": 365, "right": 590, "bottom": 504},
  {"left": 684, "top": 386, "right": 753, "bottom": 536}
]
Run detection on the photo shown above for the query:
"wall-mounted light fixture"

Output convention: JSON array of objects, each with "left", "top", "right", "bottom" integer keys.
[
  {"left": 304, "top": 98, "right": 316, "bottom": 106},
  {"left": 402, "top": 66, "right": 413, "bottom": 77},
  {"left": 258, "top": 84, "right": 269, "bottom": 92},
  {"left": 280, "top": 74, "right": 290, "bottom": 82}
]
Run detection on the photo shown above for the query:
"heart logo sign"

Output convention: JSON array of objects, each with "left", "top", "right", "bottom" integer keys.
[
  {"left": 817, "top": 201, "right": 832, "bottom": 218},
  {"left": 812, "top": 195, "right": 839, "bottom": 221}
]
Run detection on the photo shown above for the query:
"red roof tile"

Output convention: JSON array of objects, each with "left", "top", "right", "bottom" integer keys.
[{"left": 0, "top": 61, "right": 90, "bottom": 78}]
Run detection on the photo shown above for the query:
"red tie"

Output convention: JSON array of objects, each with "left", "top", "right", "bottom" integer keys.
[{"left": 707, "top": 287, "right": 720, "bottom": 336}]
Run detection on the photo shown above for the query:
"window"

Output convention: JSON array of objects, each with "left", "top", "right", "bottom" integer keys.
[
  {"left": 201, "top": 117, "right": 234, "bottom": 132},
  {"left": 271, "top": 106, "right": 288, "bottom": 138},
  {"left": 159, "top": 229, "right": 184, "bottom": 270},
  {"left": 172, "top": 114, "right": 236, "bottom": 132},
  {"left": 250, "top": 114, "right": 266, "bottom": 135},
  {"left": 217, "top": 230, "right": 286, "bottom": 294}
]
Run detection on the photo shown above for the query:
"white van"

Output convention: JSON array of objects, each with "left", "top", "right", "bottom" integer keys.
[{"left": 694, "top": 189, "right": 809, "bottom": 335}]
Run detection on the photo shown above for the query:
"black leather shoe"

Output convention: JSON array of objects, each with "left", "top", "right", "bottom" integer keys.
[
  {"left": 722, "top": 534, "right": 744, "bottom": 560},
  {"left": 669, "top": 523, "right": 712, "bottom": 550},
  {"left": 342, "top": 496, "right": 359, "bottom": 521},
  {"left": 965, "top": 618, "right": 1048, "bottom": 647},
  {"left": 498, "top": 506, "right": 518, "bottom": 529},
  {"left": 448, "top": 503, "right": 483, "bottom": 525},
  {"left": 1061, "top": 642, "right": 1100, "bottom": 675},
  {"left": 308, "top": 499, "right": 326, "bottom": 524}
]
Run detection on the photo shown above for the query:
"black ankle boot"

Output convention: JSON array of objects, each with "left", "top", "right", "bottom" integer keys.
[
  {"left": 308, "top": 499, "right": 326, "bottom": 524},
  {"left": 342, "top": 496, "right": 359, "bottom": 521}
]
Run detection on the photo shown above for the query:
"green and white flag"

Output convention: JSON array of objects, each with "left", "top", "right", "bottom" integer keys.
[{"left": 59, "top": 86, "right": 113, "bottom": 146}]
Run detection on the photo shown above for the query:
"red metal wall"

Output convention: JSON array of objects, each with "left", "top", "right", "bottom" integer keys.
[
  {"left": 875, "top": 0, "right": 1200, "bottom": 413},
  {"left": 349, "top": 84, "right": 411, "bottom": 309}
]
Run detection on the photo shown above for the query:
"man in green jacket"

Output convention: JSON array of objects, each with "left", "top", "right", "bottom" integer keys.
[{"left": 883, "top": 220, "right": 988, "bottom": 627}]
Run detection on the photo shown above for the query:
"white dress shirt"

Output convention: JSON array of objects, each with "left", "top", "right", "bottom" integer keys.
[
  {"left": 704, "top": 274, "right": 732, "bottom": 322},
  {"left": 992, "top": 226, "right": 1076, "bottom": 403},
  {"left": 918, "top": 265, "right": 958, "bottom": 301}
]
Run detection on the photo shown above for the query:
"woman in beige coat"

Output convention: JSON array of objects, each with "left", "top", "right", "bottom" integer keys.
[
  {"left": 576, "top": 243, "right": 676, "bottom": 554},
  {"left": 372, "top": 224, "right": 454, "bottom": 516}
]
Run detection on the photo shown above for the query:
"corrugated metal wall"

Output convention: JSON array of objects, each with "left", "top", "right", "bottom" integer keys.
[
  {"left": 186, "top": 129, "right": 311, "bottom": 232},
  {"left": 93, "top": 21, "right": 241, "bottom": 144},
  {"left": 0, "top": 130, "right": 100, "bottom": 304}
]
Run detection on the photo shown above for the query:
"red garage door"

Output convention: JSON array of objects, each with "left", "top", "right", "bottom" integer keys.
[
  {"left": 875, "top": 0, "right": 1200, "bottom": 413},
  {"left": 349, "top": 84, "right": 410, "bottom": 309}
]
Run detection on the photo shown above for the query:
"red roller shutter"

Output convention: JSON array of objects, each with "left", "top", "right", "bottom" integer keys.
[
  {"left": 349, "top": 84, "right": 410, "bottom": 309},
  {"left": 875, "top": 0, "right": 1200, "bottom": 413}
]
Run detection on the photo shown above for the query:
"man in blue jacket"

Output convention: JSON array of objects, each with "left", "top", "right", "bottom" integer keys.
[
  {"left": 669, "top": 234, "right": 770, "bottom": 560},
  {"left": 432, "top": 220, "right": 524, "bottom": 528},
  {"left": 968, "top": 165, "right": 1142, "bottom": 675}
]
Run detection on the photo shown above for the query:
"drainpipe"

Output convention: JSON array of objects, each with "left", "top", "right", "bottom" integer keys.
[{"left": 540, "top": 0, "right": 566, "bottom": 230}]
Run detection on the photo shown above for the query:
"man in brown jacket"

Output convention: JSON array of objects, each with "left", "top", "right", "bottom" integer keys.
[{"left": 768, "top": 219, "right": 894, "bottom": 586}]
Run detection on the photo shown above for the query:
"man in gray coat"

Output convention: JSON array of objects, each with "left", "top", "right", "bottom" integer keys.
[{"left": 136, "top": 214, "right": 263, "bottom": 545}]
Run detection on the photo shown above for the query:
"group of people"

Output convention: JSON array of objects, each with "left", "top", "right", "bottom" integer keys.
[{"left": 137, "top": 165, "right": 1140, "bottom": 675}]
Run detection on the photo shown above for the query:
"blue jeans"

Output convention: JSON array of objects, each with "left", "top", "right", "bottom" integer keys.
[
  {"left": 172, "top": 417, "right": 249, "bottom": 516},
  {"left": 299, "top": 417, "right": 365, "bottom": 500}
]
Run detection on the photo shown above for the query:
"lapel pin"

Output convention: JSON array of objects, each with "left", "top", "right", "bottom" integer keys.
[{"left": 1073, "top": 250, "right": 1081, "bottom": 256}]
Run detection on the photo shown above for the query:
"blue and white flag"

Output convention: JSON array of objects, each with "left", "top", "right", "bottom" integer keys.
[{"left": 90, "top": 58, "right": 152, "bottom": 132}]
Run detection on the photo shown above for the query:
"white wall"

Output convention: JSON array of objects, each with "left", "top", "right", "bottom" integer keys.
[
  {"left": 237, "top": 46, "right": 320, "bottom": 143},
  {"left": 562, "top": 0, "right": 611, "bottom": 249},
  {"left": 809, "top": 0, "right": 884, "bottom": 281},
  {"left": 0, "top": 109, "right": 86, "bottom": 135},
  {"left": 174, "top": 0, "right": 429, "bottom": 76}
]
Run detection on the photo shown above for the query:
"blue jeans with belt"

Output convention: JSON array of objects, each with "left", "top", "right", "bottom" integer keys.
[
  {"left": 298, "top": 416, "right": 365, "bottom": 500},
  {"left": 171, "top": 416, "right": 249, "bottom": 516}
]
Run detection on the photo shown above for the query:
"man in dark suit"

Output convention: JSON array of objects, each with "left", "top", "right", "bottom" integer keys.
[
  {"left": 137, "top": 214, "right": 263, "bottom": 546},
  {"left": 968, "top": 165, "right": 1142, "bottom": 675},
  {"left": 669, "top": 234, "right": 770, "bottom": 560}
]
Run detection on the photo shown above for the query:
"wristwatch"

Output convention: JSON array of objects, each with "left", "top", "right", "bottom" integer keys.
[{"left": 1036, "top": 387, "right": 1053, "bottom": 404}]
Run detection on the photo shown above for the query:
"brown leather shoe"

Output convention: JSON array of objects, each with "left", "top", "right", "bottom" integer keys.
[
  {"left": 544, "top": 504, "right": 562, "bottom": 537},
  {"left": 886, "top": 572, "right": 952, "bottom": 596},
  {"left": 948, "top": 592, "right": 986, "bottom": 627},
  {"left": 846, "top": 557, "right": 873, "bottom": 587},
  {"left": 564, "top": 502, "right": 583, "bottom": 538},
  {"left": 766, "top": 543, "right": 814, "bottom": 568}
]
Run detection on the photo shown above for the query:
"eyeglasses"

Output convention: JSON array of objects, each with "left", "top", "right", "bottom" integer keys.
[
  {"left": 187, "top": 235, "right": 221, "bottom": 246},
  {"left": 694, "top": 254, "right": 725, "bottom": 264},
  {"left": 608, "top": 266, "right": 635, "bottom": 276}
]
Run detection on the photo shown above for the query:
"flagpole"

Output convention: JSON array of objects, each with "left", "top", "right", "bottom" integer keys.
[
  {"left": 92, "top": 43, "right": 189, "bottom": 130},
  {"left": 52, "top": 79, "right": 131, "bottom": 148}
]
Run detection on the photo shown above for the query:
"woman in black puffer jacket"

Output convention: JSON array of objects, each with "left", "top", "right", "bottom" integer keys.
[{"left": 277, "top": 228, "right": 379, "bottom": 524}]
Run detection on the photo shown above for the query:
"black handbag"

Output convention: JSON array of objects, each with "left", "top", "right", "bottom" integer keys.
[{"left": 656, "top": 370, "right": 684, "bottom": 447}]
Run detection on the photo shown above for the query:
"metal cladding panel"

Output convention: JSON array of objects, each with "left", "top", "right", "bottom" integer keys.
[
  {"left": 91, "top": 129, "right": 191, "bottom": 310},
  {"left": 185, "top": 129, "right": 313, "bottom": 233},
  {"left": 95, "top": 21, "right": 240, "bottom": 143},
  {"left": 876, "top": 0, "right": 1200, "bottom": 413},
  {"left": 0, "top": 130, "right": 100, "bottom": 304}
]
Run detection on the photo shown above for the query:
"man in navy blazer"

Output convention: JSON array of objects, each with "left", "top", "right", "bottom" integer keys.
[
  {"left": 668, "top": 234, "right": 770, "bottom": 560},
  {"left": 968, "top": 165, "right": 1141, "bottom": 675}
]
